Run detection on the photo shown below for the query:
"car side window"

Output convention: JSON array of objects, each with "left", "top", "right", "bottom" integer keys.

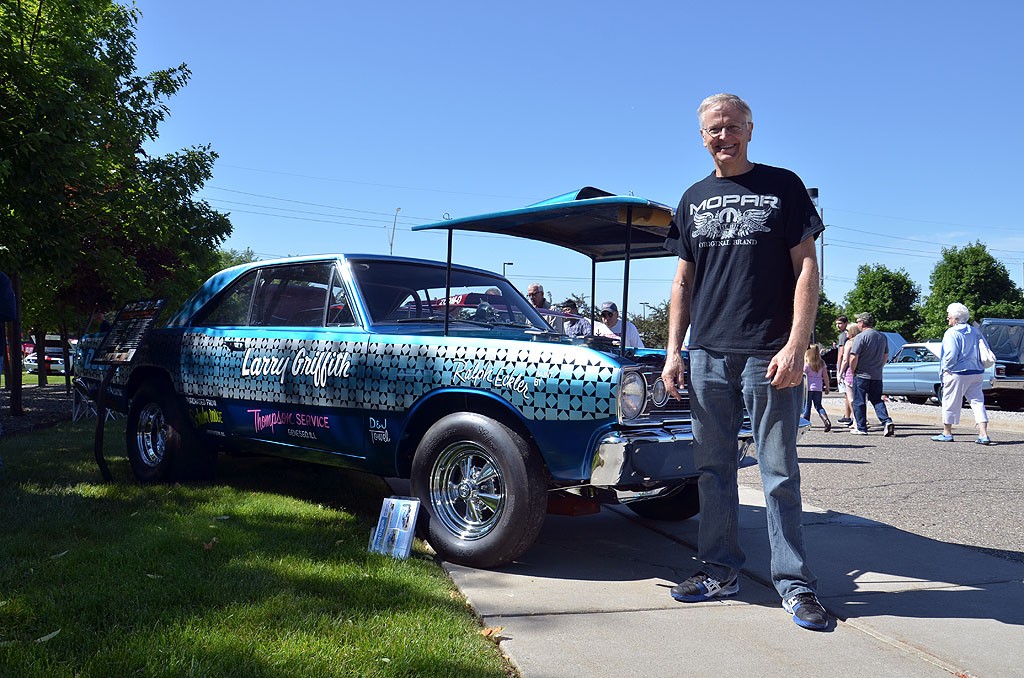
[
  {"left": 252, "top": 263, "right": 334, "bottom": 327},
  {"left": 195, "top": 270, "right": 259, "bottom": 326}
]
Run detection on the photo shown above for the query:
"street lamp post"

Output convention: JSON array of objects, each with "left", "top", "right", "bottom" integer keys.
[
  {"left": 388, "top": 207, "right": 401, "bottom": 255},
  {"left": 807, "top": 188, "right": 824, "bottom": 292},
  {"left": 640, "top": 302, "right": 652, "bottom": 321},
  {"left": 502, "top": 262, "right": 514, "bottom": 277}
]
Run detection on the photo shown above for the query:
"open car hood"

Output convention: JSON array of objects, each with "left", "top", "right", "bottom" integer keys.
[{"left": 413, "top": 187, "right": 675, "bottom": 263}]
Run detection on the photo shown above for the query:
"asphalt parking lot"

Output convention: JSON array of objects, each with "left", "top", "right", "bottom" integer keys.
[{"left": 741, "top": 395, "right": 1024, "bottom": 563}]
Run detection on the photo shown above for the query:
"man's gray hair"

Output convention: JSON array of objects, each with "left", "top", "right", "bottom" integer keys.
[
  {"left": 946, "top": 302, "right": 970, "bottom": 324},
  {"left": 697, "top": 93, "right": 752, "bottom": 126}
]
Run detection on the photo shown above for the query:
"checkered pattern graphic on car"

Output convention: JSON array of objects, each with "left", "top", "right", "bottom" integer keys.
[{"left": 162, "top": 333, "right": 618, "bottom": 421}]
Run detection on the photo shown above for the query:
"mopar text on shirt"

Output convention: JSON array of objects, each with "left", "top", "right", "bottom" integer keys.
[{"left": 688, "top": 194, "right": 779, "bottom": 213}]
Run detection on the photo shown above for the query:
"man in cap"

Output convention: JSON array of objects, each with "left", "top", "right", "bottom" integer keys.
[
  {"left": 847, "top": 312, "right": 895, "bottom": 436},
  {"left": 594, "top": 301, "right": 643, "bottom": 347}
]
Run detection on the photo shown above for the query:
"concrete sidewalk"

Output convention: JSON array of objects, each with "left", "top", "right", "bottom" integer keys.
[{"left": 445, "top": 487, "right": 1024, "bottom": 677}]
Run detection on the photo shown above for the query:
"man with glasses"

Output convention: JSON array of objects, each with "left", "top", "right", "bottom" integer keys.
[
  {"left": 661, "top": 93, "right": 828, "bottom": 631},
  {"left": 835, "top": 315, "right": 853, "bottom": 426},
  {"left": 526, "top": 283, "right": 549, "bottom": 310}
]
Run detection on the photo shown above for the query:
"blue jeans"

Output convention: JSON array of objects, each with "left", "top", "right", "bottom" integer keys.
[
  {"left": 802, "top": 390, "right": 825, "bottom": 420},
  {"left": 688, "top": 349, "right": 817, "bottom": 599},
  {"left": 851, "top": 376, "right": 892, "bottom": 432}
]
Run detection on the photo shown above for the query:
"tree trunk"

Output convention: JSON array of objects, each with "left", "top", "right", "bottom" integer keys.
[{"left": 8, "top": 273, "right": 24, "bottom": 416}]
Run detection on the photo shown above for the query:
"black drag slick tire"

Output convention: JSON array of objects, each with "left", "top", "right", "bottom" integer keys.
[
  {"left": 626, "top": 482, "right": 701, "bottom": 521},
  {"left": 410, "top": 412, "right": 546, "bottom": 569},
  {"left": 126, "top": 382, "right": 214, "bottom": 482}
]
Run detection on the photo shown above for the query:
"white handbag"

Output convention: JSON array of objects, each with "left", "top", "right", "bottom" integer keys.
[{"left": 979, "top": 339, "right": 997, "bottom": 369}]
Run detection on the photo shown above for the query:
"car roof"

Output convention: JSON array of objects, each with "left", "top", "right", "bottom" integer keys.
[
  {"left": 413, "top": 187, "right": 676, "bottom": 263},
  {"left": 167, "top": 253, "right": 505, "bottom": 327}
]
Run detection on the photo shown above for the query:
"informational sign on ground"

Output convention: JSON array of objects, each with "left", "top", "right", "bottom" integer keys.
[{"left": 369, "top": 496, "right": 420, "bottom": 559}]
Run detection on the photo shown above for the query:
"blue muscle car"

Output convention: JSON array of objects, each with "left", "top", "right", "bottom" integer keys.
[{"left": 77, "top": 188, "right": 755, "bottom": 568}]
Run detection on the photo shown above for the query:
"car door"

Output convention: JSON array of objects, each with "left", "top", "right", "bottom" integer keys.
[
  {"left": 911, "top": 347, "right": 941, "bottom": 395},
  {"left": 885, "top": 346, "right": 920, "bottom": 395},
  {"left": 183, "top": 261, "right": 369, "bottom": 461}
]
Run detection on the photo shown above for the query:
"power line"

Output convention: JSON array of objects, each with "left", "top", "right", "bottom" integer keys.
[
  {"left": 217, "top": 164, "right": 529, "bottom": 200},
  {"left": 208, "top": 186, "right": 437, "bottom": 222}
]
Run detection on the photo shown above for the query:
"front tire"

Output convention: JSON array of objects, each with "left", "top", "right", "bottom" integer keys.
[
  {"left": 626, "top": 482, "right": 700, "bottom": 521},
  {"left": 410, "top": 412, "right": 547, "bottom": 568},
  {"left": 126, "top": 382, "right": 215, "bottom": 482}
]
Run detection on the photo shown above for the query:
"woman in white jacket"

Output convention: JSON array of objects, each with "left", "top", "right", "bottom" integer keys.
[{"left": 932, "top": 302, "right": 992, "bottom": 445}]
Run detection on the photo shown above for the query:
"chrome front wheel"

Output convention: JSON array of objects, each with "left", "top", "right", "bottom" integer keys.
[
  {"left": 411, "top": 412, "right": 547, "bottom": 568},
  {"left": 429, "top": 441, "right": 506, "bottom": 541}
]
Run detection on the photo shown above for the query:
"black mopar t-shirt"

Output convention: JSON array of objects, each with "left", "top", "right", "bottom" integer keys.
[{"left": 664, "top": 164, "right": 824, "bottom": 353}]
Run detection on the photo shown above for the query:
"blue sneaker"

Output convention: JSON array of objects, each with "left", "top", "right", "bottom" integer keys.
[
  {"left": 976, "top": 436, "right": 993, "bottom": 445},
  {"left": 783, "top": 592, "right": 829, "bottom": 630},
  {"left": 931, "top": 434, "right": 954, "bottom": 442},
  {"left": 671, "top": 571, "right": 739, "bottom": 602}
]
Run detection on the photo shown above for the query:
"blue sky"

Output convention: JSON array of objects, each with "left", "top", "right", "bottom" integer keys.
[{"left": 132, "top": 0, "right": 1024, "bottom": 316}]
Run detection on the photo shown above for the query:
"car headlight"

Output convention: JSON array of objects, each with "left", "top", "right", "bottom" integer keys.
[{"left": 619, "top": 371, "right": 647, "bottom": 421}]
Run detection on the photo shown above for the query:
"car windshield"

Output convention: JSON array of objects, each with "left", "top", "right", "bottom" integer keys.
[{"left": 349, "top": 259, "right": 553, "bottom": 330}]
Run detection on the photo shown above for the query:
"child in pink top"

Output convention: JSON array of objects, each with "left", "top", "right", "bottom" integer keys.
[{"left": 802, "top": 344, "right": 832, "bottom": 431}]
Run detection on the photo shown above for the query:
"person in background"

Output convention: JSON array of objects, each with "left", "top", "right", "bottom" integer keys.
[
  {"left": 559, "top": 299, "right": 592, "bottom": 339},
  {"left": 594, "top": 301, "right": 644, "bottom": 348},
  {"left": 90, "top": 308, "right": 112, "bottom": 333},
  {"left": 803, "top": 344, "right": 831, "bottom": 431},
  {"left": 840, "top": 323, "right": 861, "bottom": 426},
  {"left": 526, "top": 283, "right": 549, "bottom": 309},
  {"left": 848, "top": 312, "right": 895, "bottom": 437},
  {"left": 932, "top": 302, "right": 992, "bottom": 445},
  {"left": 834, "top": 315, "right": 853, "bottom": 426},
  {"left": 661, "top": 93, "right": 827, "bottom": 631}
]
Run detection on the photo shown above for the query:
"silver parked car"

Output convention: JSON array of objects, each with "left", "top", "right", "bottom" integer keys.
[{"left": 883, "top": 342, "right": 995, "bottom": 403}]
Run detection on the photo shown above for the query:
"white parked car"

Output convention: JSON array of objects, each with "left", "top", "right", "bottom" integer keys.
[{"left": 23, "top": 345, "right": 75, "bottom": 375}]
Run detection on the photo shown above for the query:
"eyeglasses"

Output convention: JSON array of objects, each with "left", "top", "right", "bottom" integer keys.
[
  {"left": 528, "top": 290, "right": 543, "bottom": 296},
  {"left": 701, "top": 123, "right": 748, "bottom": 137}
]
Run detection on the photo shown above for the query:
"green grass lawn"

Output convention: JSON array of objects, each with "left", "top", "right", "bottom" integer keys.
[{"left": 0, "top": 420, "right": 514, "bottom": 677}]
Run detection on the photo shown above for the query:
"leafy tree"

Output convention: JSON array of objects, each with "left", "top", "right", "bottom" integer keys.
[
  {"left": 218, "top": 247, "right": 259, "bottom": 270},
  {"left": 1, "top": 1, "right": 230, "bottom": 403},
  {"left": 813, "top": 290, "right": 842, "bottom": 348},
  {"left": 844, "top": 265, "right": 921, "bottom": 340},
  {"left": 631, "top": 301, "right": 668, "bottom": 349},
  {"left": 918, "top": 242, "right": 1024, "bottom": 340}
]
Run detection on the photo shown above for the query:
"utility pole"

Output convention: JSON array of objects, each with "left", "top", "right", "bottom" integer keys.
[{"left": 502, "top": 262, "right": 513, "bottom": 277}]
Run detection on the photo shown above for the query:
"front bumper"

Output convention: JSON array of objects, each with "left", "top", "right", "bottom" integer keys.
[{"left": 590, "top": 423, "right": 756, "bottom": 487}]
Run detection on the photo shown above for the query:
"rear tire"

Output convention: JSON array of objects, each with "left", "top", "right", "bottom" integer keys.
[
  {"left": 126, "top": 382, "right": 215, "bottom": 482},
  {"left": 410, "top": 412, "right": 547, "bottom": 568},
  {"left": 626, "top": 483, "right": 700, "bottom": 521}
]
